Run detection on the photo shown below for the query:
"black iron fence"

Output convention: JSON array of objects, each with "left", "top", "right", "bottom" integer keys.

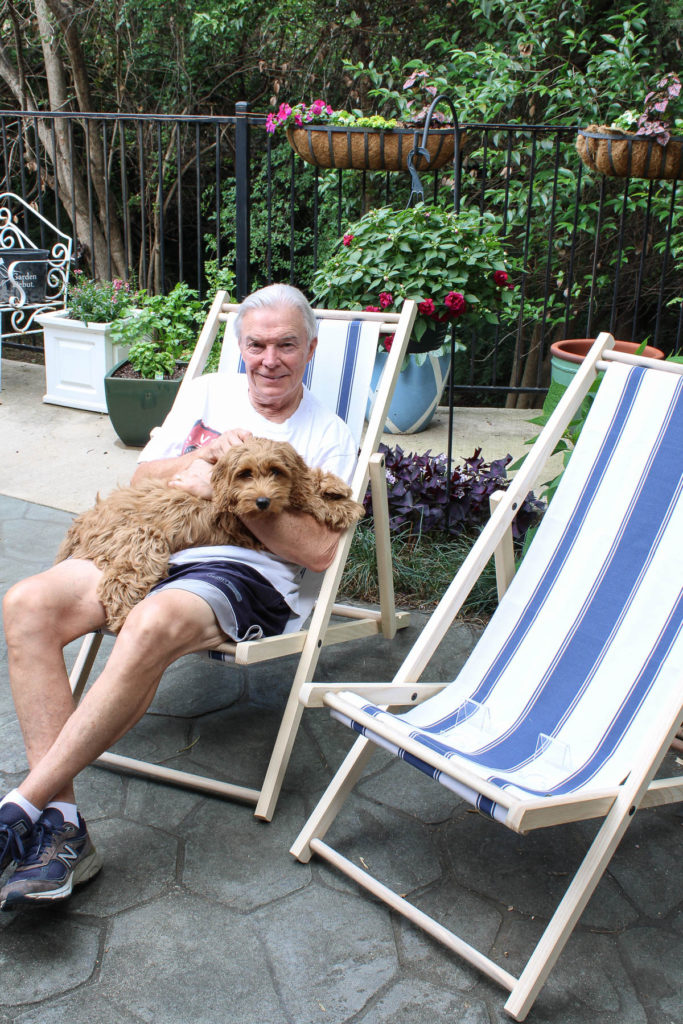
[{"left": 1, "top": 103, "right": 681, "bottom": 404}]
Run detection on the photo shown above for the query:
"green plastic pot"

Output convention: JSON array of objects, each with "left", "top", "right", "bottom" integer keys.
[
  {"left": 104, "top": 359, "right": 184, "bottom": 447},
  {"left": 550, "top": 338, "right": 665, "bottom": 388}
]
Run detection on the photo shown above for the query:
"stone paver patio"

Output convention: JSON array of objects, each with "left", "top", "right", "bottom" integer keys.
[{"left": 0, "top": 492, "right": 681, "bottom": 1024}]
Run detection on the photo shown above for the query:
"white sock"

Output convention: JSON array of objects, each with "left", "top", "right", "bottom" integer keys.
[
  {"left": 0, "top": 789, "right": 42, "bottom": 824},
  {"left": 45, "top": 801, "right": 80, "bottom": 826}
]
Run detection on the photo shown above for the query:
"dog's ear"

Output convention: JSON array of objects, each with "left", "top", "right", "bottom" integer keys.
[
  {"left": 284, "top": 448, "right": 320, "bottom": 510},
  {"left": 210, "top": 448, "right": 240, "bottom": 508}
]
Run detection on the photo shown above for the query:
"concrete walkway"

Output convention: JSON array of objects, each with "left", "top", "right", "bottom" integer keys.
[{"left": 0, "top": 359, "right": 680, "bottom": 1024}]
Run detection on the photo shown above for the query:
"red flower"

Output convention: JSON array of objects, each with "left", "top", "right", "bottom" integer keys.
[
  {"left": 418, "top": 298, "right": 435, "bottom": 316},
  {"left": 342, "top": 233, "right": 354, "bottom": 246},
  {"left": 364, "top": 305, "right": 381, "bottom": 312},
  {"left": 379, "top": 291, "right": 393, "bottom": 308},
  {"left": 493, "top": 270, "right": 508, "bottom": 286},
  {"left": 444, "top": 291, "right": 467, "bottom": 316},
  {"left": 383, "top": 333, "right": 395, "bottom": 352}
]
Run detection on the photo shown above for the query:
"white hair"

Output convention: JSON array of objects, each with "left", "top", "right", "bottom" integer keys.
[{"left": 234, "top": 283, "right": 317, "bottom": 345}]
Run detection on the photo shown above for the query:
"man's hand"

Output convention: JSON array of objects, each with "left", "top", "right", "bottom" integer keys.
[
  {"left": 200, "top": 427, "right": 254, "bottom": 463},
  {"left": 134, "top": 428, "right": 254, "bottom": 493},
  {"left": 167, "top": 457, "right": 214, "bottom": 499}
]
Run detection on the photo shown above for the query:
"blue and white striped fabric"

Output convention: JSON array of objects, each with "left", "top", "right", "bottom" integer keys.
[
  {"left": 333, "top": 362, "right": 683, "bottom": 824},
  {"left": 218, "top": 313, "right": 379, "bottom": 446}
]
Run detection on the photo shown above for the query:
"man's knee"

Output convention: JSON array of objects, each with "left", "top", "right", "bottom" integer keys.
[
  {"left": 3, "top": 564, "right": 104, "bottom": 648},
  {"left": 120, "top": 590, "right": 222, "bottom": 660},
  {"left": 3, "top": 575, "right": 48, "bottom": 640}
]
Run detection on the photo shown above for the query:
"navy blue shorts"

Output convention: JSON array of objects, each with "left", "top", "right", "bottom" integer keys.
[{"left": 148, "top": 560, "right": 291, "bottom": 642}]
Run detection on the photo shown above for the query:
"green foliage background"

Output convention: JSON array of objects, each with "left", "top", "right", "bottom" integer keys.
[{"left": 2, "top": 0, "right": 681, "bottom": 386}]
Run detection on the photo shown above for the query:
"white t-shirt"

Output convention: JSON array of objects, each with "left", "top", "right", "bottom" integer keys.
[{"left": 138, "top": 373, "right": 358, "bottom": 628}]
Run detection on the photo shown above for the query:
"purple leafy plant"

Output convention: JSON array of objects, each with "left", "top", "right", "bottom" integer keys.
[{"left": 364, "top": 444, "right": 545, "bottom": 541}]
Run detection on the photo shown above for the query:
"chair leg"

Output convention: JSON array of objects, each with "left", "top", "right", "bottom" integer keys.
[
  {"left": 504, "top": 787, "right": 640, "bottom": 1020},
  {"left": 505, "top": 705, "right": 682, "bottom": 1020},
  {"left": 289, "top": 733, "right": 378, "bottom": 861},
  {"left": 369, "top": 453, "right": 398, "bottom": 639},
  {"left": 69, "top": 632, "right": 104, "bottom": 702},
  {"left": 254, "top": 687, "right": 306, "bottom": 821}
]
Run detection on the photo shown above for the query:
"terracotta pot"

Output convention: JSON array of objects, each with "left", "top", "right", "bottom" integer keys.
[
  {"left": 550, "top": 338, "right": 665, "bottom": 388},
  {"left": 286, "top": 125, "right": 460, "bottom": 172},
  {"left": 576, "top": 125, "right": 683, "bottom": 180}
]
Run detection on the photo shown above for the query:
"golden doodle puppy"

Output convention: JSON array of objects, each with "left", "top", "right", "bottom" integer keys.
[{"left": 56, "top": 437, "right": 364, "bottom": 632}]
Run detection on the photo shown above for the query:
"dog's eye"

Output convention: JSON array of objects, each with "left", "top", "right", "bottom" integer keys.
[
  {"left": 270, "top": 467, "right": 281, "bottom": 477},
  {"left": 236, "top": 469, "right": 253, "bottom": 480}
]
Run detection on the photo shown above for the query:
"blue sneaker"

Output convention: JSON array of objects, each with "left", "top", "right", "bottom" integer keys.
[
  {"left": 0, "top": 802, "right": 33, "bottom": 875},
  {"left": 0, "top": 803, "right": 33, "bottom": 875},
  {"left": 0, "top": 808, "right": 102, "bottom": 910}
]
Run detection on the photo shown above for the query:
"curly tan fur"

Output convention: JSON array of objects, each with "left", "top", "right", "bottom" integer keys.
[{"left": 56, "top": 437, "right": 364, "bottom": 633}]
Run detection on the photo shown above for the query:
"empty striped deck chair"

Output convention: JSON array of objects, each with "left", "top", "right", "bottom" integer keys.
[
  {"left": 291, "top": 333, "right": 683, "bottom": 1020},
  {"left": 69, "top": 293, "right": 417, "bottom": 821}
]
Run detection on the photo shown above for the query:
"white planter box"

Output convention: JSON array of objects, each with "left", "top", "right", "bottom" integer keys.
[{"left": 36, "top": 309, "right": 131, "bottom": 413}]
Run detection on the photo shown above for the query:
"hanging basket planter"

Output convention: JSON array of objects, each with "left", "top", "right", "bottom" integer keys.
[
  {"left": 286, "top": 125, "right": 459, "bottom": 172},
  {"left": 576, "top": 125, "right": 683, "bottom": 180}
]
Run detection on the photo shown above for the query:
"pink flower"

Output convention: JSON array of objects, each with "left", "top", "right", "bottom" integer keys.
[
  {"left": 379, "top": 291, "right": 393, "bottom": 308},
  {"left": 364, "top": 305, "right": 381, "bottom": 312},
  {"left": 444, "top": 291, "right": 467, "bottom": 316},
  {"left": 309, "top": 99, "right": 328, "bottom": 115},
  {"left": 418, "top": 298, "right": 435, "bottom": 316},
  {"left": 277, "top": 102, "right": 292, "bottom": 120},
  {"left": 403, "top": 70, "right": 429, "bottom": 91},
  {"left": 493, "top": 270, "right": 508, "bottom": 286},
  {"left": 383, "top": 333, "right": 395, "bottom": 352},
  {"left": 294, "top": 113, "right": 303, "bottom": 126},
  {"left": 342, "top": 233, "right": 354, "bottom": 246}
]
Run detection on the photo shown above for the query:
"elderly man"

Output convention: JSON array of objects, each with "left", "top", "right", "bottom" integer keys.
[{"left": 0, "top": 283, "right": 356, "bottom": 910}]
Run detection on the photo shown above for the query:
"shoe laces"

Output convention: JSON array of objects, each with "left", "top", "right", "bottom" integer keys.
[
  {"left": 22, "top": 818, "right": 61, "bottom": 865},
  {"left": 0, "top": 822, "right": 26, "bottom": 864}
]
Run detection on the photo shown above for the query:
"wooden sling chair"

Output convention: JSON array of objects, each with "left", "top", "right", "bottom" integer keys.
[
  {"left": 69, "top": 292, "right": 418, "bottom": 821},
  {"left": 290, "top": 333, "right": 683, "bottom": 1020}
]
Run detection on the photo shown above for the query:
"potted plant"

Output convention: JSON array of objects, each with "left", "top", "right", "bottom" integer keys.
[
  {"left": 313, "top": 202, "right": 516, "bottom": 433},
  {"left": 577, "top": 72, "right": 683, "bottom": 180},
  {"left": 266, "top": 96, "right": 457, "bottom": 172},
  {"left": 36, "top": 271, "right": 138, "bottom": 412},
  {"left": 104, "top": 282, "right": 206, "bottom": 446},
  {"left": 550, "top": 337, "right": 665, "bottom": 388}
]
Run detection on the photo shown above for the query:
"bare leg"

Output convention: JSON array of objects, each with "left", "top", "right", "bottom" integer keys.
[
  {"left": 3, "top": 559, "right": 107, "bottom": 804},
  {"left": 3, "top": 564, "right": 227, "bottom": 810}
]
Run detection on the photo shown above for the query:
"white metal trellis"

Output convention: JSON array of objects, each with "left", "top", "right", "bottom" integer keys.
[{"left": 0, "top": 191, "right": 73, "bottom": 388}]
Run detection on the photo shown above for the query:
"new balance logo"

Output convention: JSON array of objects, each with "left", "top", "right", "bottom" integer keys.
[{"left": 57, "top": 843, "right": 79, "bottom": 868}]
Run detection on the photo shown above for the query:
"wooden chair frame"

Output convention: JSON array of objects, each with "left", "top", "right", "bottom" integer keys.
[{"left": 290, "top": 334, "right": 683, "bottom": 1019}]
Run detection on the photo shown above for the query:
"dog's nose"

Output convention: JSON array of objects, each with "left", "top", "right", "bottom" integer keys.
[{"left": 256, "top": 497, "right": 271, "bottom": 511}]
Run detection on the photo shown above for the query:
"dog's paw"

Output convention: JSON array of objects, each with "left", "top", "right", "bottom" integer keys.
[
  {"left": 324, "top": 498, "right": 365, "bottom": 530},
  {"left": 314, "top": 469, "right": 353, "bottom": 502}
]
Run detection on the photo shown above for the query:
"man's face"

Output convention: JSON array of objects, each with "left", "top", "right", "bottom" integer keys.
[{"left": 238, "top": 305, "right": 316, "bottom": 415}]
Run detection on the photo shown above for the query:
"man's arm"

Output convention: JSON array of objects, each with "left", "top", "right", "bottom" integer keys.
[{"left": 240, "top": 508, "right": 342, "bottom": 573}]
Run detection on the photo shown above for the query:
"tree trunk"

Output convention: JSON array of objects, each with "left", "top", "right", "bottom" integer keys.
[
  {"left": 505, "top": 321, "right": 548, "bottom": 409},
  {"left": 0, "top": 1, "right": 127, "bottom": 279}
]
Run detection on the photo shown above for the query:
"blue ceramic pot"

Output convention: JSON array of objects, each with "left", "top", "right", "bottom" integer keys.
[{"left": 367, "top": 350, "right": 452, "bottom": 434}]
